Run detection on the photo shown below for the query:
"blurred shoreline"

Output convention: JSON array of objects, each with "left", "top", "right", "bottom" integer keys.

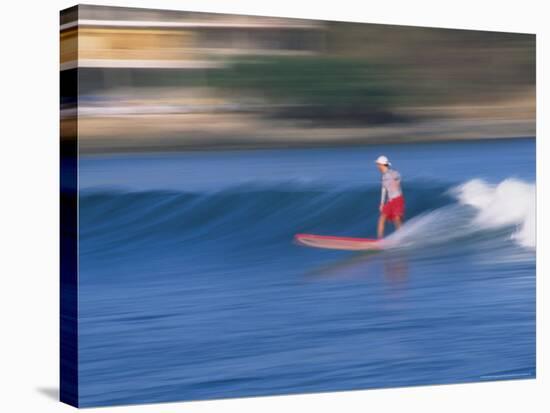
[
  {"left": 76, "top": 123, "right": 535, "bottom": 154},
  {"left": 61, "top": 4, "right": 535, "bottom": 154},
  {"left": 74, "top": 97, "right": 534, "bottom": 153}
]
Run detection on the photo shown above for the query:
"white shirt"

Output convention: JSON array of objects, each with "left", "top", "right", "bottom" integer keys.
[{"left": 380, "top": 169, "right": 402, "bottom": 204}]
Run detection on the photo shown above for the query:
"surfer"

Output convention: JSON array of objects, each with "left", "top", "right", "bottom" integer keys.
[{"left": 376, "top": 155, "right": 405, "bottom": 238}]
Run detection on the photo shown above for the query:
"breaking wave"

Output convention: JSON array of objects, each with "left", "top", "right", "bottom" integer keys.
[{"left": 79, "top": 178, "right": 535, "bottom": 259}]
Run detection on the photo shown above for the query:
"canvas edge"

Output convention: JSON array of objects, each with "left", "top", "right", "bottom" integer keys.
[{"left": 60, "top": 3, "right": 80, "bottom": 408}]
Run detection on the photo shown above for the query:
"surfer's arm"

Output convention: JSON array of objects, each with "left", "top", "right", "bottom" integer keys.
[{"left": 380, "top": 187, "right": 387, "bottom": 208}]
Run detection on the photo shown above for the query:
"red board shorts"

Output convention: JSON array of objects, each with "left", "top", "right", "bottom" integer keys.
[{"left": 382, "top": 195, "right": 405, "bottom": 221}]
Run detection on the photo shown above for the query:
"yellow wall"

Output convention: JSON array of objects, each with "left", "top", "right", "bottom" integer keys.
[{"left": 60, "top": 27, "right": 197, "bottom": 63}]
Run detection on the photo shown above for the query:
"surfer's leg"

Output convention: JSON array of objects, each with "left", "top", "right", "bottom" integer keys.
[
  {"left": 377, "top": 215, "right": 386, "bottom": 239},
  {"left": 394, "top": 216, "right": 402, "bottom": 230}
]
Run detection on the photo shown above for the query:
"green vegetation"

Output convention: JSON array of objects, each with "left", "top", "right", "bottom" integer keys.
[{"left": 207, "top": 56, "right": 406, "bottom": 125}]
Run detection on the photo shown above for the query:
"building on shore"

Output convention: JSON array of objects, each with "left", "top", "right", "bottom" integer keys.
[{"left": 60, "top": 4, "right": 326, "bottom": 72}]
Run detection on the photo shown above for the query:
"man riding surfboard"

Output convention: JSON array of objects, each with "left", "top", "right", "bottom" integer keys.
[
  {"left": 376, "top": 155, "right": 405, "bottom": 238},
  {"left": 294, "top": 155, "right": 405, "bottom": 250}
]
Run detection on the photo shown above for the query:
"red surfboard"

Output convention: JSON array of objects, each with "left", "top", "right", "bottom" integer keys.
[{"left": 294, "top": 233, "right": 382, "bottom": 251}]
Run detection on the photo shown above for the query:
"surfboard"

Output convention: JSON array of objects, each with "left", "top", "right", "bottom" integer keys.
[{"left": 294, "top": 233, "right": 382, "bottom": 251}]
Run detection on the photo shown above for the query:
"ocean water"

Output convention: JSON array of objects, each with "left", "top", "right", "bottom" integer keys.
[{"left": 77, "top": 138, "right": 536, "bottom": 407}]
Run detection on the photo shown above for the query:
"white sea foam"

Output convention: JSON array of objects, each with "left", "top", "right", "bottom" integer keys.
[
  {"left": 380, "top": 204, "right": 470, "bottom": 249},
  {"left": 382, "top": 178, "right": 536, "bottom": 251},
  {"left": 453, "top": 178, "right": 535, "bottom": 249}
]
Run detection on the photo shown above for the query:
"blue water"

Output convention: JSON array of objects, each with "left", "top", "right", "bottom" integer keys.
[{"left": 77, "top": 138, "right": 536, "bottom": 407}]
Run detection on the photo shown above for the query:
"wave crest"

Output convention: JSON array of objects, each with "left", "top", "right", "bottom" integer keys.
[
  {"left": 453, "top": 179, "right": 535, "bottom": 249},
  {"left": 79, "top": 178, "right": 535, "bottom": 256}
]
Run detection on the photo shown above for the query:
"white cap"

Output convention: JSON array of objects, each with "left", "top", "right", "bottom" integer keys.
[{"left": 375, "top": 155, "right": 391, "bottom": 166}]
